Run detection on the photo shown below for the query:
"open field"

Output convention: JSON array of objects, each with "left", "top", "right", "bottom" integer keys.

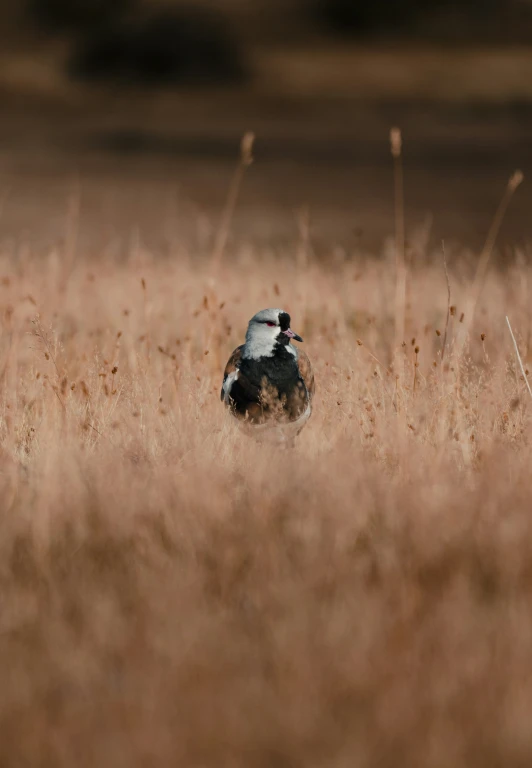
[
  {"left": 1, "top": 9, "right": 532, "bottom": 762},
  {"left": 1, "top": 202, "right": 532, "bottom": 764}
]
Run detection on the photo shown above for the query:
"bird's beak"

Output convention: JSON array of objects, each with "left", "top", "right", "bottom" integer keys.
[{"left": 283, "top": 328, "right": 303, "bottom": 342}]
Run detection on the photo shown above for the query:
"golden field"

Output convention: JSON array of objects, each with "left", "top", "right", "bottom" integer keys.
[{"left": 0, "top": 201, "right": 531, "bottom": 765}]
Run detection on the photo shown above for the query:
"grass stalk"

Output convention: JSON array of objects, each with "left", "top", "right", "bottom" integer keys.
[
  {"left": 506, "top": 315, "right": 532, "bottom": 401},
  {"left": 457, "top": 171, "right": 523, "bottom": 355},
  {"left": 391, "top": 127, "right": 406, "bottom": 354},
  {"left": 210, "top": 132, "right": 254, "bottom": 272},
  {"left": 440, "top": 240, "right": 451, "bottom": 364}
]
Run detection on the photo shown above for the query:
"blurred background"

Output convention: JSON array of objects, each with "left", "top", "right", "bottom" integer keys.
[{"left": 1, "top": 0, "right": 532, "bottom": 257}]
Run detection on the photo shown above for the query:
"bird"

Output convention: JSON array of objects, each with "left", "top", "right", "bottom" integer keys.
[{"left": 221, "top": 308, "right": 314, "bottom": 441}]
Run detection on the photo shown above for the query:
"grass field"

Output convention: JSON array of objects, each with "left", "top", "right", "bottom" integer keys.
[{"left": 0, "top": 172, "right": 532, "bottom": 765}]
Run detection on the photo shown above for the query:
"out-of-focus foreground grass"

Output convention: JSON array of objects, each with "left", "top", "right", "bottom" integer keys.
[{"left": 0, "top": 216, "right": 532, "bottom": 766}]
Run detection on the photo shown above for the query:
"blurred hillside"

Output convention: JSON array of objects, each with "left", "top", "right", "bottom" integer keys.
[
  {"left": 12, "top": 0, "right": 532, "bottom": 44},
  {"left": 0, "top": 0, "right": 532, "bottom": 95}
]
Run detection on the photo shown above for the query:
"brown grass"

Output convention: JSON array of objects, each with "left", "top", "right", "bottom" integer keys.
[{"left": 0, "top": 233, "right": 532, "bottom": 766}]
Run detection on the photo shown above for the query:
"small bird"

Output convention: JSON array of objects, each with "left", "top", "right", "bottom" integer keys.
[{"left": 221, "top": 308, "right": 314, "bottom": 440}]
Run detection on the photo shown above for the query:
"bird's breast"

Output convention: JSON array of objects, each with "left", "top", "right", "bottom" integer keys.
[{"left": 240, "top": 353, "right": 300, "bottom": 396}]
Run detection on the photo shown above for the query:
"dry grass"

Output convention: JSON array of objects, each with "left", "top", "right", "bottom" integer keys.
[{"left": 1, "top": 230, "right": 532, "bottom": 766}]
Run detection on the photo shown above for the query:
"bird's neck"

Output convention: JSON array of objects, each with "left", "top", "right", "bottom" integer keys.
[{"left": 242, "top": 335, "right": 293, "bottom": 361}]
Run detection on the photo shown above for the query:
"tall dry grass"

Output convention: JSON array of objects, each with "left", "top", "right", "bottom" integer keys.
[{"left": 0, "top": 231, "right": 532, "bottom": 766}]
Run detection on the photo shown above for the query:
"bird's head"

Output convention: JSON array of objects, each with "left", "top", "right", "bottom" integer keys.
[{"left": 243, "top": 308, "right": 303, "bottom": 359}]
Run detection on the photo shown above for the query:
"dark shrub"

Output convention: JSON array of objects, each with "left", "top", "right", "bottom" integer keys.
[{"left": 69, "top": 8, "right": 246, "bottom": 86}]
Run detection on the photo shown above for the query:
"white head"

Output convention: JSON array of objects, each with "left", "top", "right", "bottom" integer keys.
[{"left": 242, "top": 308, "right": 303, "bottom": 359}]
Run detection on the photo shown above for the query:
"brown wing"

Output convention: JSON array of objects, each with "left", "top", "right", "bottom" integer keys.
[
  {"left": 221, "top": 345, "right": 243, "bottom": 401},
  {"left": 297, "top": 350, "right": 315, "bottom": 399}
]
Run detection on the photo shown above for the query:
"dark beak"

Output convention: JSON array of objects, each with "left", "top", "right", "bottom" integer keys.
[{"left": 283, "top": 328, "right": 303, "bottom": 342}]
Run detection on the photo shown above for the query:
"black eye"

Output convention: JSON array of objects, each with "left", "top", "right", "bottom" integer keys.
[{"left": 265, "top": 321, "right": 276, "bottom": 327}]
